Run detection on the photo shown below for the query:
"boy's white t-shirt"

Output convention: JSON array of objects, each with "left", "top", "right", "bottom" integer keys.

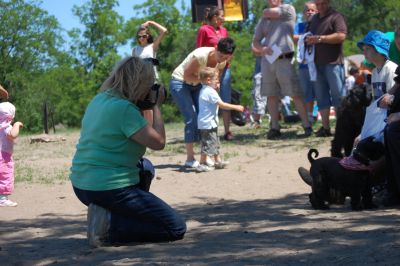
[
  {"left": 197, "top": 85, "right": 221, "bottom": 130},
  {"left": 371, "top": 60, "right": 397, "bottom": 100}
]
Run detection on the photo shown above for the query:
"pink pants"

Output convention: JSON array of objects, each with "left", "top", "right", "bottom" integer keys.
[{"left": 0, "top": 151, "right": 14, "bottom": 195}]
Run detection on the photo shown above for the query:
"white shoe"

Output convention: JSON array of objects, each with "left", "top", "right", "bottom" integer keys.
[
  {"left": 184, "top": 160, "right": 200, "bottom": 168},
  {"left": 196, "top": 164, "right": 213, "bottom": 172},
  {"left": 87, "top": 204, "right": 111, "bottom": 247},
  {"left": 215, "top": 161, "right": 230, "bottom": 169},
  {"left": 206, "top": 157, "right": 215, "bottom": 167},
  {"left": 0, "top": 199, "right": 18, "bottom": 207}
]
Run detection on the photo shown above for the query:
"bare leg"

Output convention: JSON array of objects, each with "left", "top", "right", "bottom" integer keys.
[
  {"left": 319, "top": 108, "right": 330, "bottom": 129},
  {"left": 223, "top": 111, "right": 231, "bottom": 134},
  {"left": 186, "top": 143, "right": 195, "bottom": 161}
]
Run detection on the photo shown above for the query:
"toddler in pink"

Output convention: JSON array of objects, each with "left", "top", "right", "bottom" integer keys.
[{"left": 0, "top": 102, "right": 23, "bottom": 207}]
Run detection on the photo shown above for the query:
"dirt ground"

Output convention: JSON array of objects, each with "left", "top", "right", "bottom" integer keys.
[{"left": 1, "top": 123, "right": 400, "bottom": 265}]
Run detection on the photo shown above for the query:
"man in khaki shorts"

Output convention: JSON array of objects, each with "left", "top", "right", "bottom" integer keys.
[{"left": 252, "top": 0, "right": 312, "bottom": 139}]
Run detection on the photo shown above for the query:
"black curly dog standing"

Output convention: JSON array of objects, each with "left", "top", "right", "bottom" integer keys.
[
  {"left": 308, "top": 136, "right": 385, "bottom": 210},
  {"left": 331, "top": 84, "right": 372, "bottom": 158}
]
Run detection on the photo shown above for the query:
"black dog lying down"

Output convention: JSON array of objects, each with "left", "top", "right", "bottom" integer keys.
[{"left": 307, "top": 136, "right": 385, "bottom": 210}]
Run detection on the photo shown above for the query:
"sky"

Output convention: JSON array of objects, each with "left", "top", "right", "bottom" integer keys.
[{"left": 39, "top": 0, "right": 191, "bottom": 55}]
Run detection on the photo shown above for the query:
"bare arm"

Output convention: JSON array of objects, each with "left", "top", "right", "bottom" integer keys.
[
  {"left": 142, "top": 20, "right": 168, "bottom": 52},
  {"left": 7, "top": 121, "right": 23, "bottom": 140},
  {"left": 218, "top": 101, "right": 244, "bottom": 112},
  {"left": 183, "top": 58, "right": 201, "bottom": 84},
  {"left": 130, "top": 89, "right": 166, "bottom": 150},
  {"left": 306, "top": 32, "right": 346, "bottom": 45}
]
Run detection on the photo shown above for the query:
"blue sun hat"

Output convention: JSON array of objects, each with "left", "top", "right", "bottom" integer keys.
[{"left": 357, "top": 30, "right": 390, "bottom": 58}]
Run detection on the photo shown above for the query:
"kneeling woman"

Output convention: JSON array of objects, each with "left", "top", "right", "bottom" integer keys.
[{"left": 70, "top": 57, "right": 186, "bottom": 247}]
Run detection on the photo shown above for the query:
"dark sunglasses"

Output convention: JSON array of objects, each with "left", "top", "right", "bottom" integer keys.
[{"left": 138, "top": 35, "right": 148, "bottom": 39}]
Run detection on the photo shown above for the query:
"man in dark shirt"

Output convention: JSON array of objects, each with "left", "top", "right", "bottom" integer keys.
[{"left": 306, "top": 0, "right": 347, "bottom": 137}]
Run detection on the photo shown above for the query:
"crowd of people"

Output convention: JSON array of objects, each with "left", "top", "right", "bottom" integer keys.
[{"left": 1, "top": 0, "right": 399, "bottom": 249}]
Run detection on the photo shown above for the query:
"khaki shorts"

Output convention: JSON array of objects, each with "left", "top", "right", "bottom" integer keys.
[
  {"left": 199, "top": 128, "right": 220, "bottom": 156},
  {"left": 261, "top": 58, "right": 304, "bottom": 97}
]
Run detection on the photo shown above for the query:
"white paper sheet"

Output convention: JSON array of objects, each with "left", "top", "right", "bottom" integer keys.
[{"left": 265, "top": 44, "right": 282, "bottom": 64}]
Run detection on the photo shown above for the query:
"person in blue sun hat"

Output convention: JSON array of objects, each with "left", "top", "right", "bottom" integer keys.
[{"left": 357, "top": 30, "right": 397, "bottom": 100}]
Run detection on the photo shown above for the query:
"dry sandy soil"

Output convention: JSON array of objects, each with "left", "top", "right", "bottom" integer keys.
[{"left": 1, "top": 123, "right": 400, "bottom": 265}]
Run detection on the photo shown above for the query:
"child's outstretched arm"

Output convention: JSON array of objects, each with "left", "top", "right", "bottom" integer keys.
[
  {"left": 217, "top": 101, "right": 244, "bottom": 112},
  {"left": 7, "top": 121, "right": 23, "bottom": 140}
]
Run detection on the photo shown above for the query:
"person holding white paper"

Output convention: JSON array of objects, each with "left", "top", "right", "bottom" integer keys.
[{"left": 252, "top": 0, "right": 311, "bottom": 139}]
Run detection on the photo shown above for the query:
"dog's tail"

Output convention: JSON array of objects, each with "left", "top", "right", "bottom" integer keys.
[{"left": 308, "top": 149, "right": 319, "bottom": 163}]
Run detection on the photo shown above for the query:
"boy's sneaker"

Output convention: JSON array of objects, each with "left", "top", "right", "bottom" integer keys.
[
  {"left": 196, "top": 164, "right": 213, "bottom": 172},
  {"left": 215, "top": 161, "right": 229, "bottom": 169},
  {"left": 0, "top": 199, "right": 18, "bottom": 207},
  {"left": 206, "top": 157, "right": 215, "bottom": 167},
  {"left": 87, "top": 203, "right": 111, "bottom": 247},
  {"left": 315, "top": 127, "right": 332, "bottom": 137},
  {"left": 184, "top": 160, "right": 200, "bottom": 168}
]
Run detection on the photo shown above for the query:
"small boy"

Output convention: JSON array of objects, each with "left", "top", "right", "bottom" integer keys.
[{"left": 196, "top": 67, "right": 244, "bottom": 172}]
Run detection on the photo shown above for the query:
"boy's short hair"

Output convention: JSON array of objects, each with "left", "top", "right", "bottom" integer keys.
[{"left": 199, "top": 67, "right": 218, "bottom": 83}]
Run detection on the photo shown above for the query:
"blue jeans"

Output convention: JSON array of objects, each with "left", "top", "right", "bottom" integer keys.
[
  {"left": 298, "top": 65, "right": 315, "bottom": 103},
  {"left": 73, "top": 185, "right": 186, "bottom": 244},
  {"left": 170, "top": 78, "right": 201, "bottom": 143},
  {"left": 220, "top": 67, "right": 232, "bottom": 106},
  {"left": 313, "top": 64, "right": 344, "bottom": 109}
]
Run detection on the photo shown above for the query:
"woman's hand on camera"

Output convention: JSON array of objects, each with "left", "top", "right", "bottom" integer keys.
[{"left": 155, "top": 86, "right": 166, "bottom": 106}]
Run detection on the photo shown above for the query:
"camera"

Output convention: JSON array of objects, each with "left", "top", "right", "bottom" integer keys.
[
  {"left": 136, "top": 57, "right": 167, "bottom": 110},
  {"left": 136, "top": 83, "right": 167, "bottom": 110}
]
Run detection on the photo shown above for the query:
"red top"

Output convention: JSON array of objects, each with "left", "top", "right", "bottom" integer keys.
[{"left": 196, "top": 24, "right": 229, "bottom": 48}]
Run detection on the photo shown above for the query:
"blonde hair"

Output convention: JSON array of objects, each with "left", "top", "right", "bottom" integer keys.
[
  {"left": 100, "top": 56, "right": 155, "bottom": 103},
  {"left": 199, "top": 67, "right": 218, "bottom": 84}
]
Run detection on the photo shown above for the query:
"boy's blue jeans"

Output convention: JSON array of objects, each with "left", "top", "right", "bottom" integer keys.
[{"left": 73, "top": 185, "right": 186, "bottom": 244}]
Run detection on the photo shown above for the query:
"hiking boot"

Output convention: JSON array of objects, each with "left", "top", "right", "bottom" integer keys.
[
  {"left": 87, "top": 204, "right": 111, "bottom": 247},
  {"left": 315, "top": 127, "right": 332, "bottom": 137},
  {"left": 298, "top": 167, "right": 312, "bottom": 186},
  {"left": 267, "top": 128, "right": 281, "bottom": 140}
]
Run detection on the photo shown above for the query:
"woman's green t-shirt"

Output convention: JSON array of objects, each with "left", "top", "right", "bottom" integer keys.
[{"left": 70, "top": 91, "right": 147, "bottom": 191}]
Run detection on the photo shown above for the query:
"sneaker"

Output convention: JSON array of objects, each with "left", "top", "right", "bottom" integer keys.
[
  {"left": 206, "top": 157, "right": 215, "bottom": 167},
  {"left": 303, "top": 126, "right": 313, "bottom": 137},
  {"left": 298, "top": 167, "right": 313, "bottom": 186},
  {"left": 196, "top": 164, "right": 213, "bottom": 172},
  {"left": 267, "top": 128, "right": 281, "bottom": 140},
  {"left": 315, "top": 127, "right": 332, "bottom": 137},
  {"left": 87, "top": 204, "right": 111, "bottom": 247},
  {"left": 215, "top": 160, "right": 229, "bottom": 169},
  {"left": 184, "top": 160, "right": 200, "bottom": 168},
  {"left": 223, "top": 131, "right": 234, "bottom": 141},
  {"left": 0, "top": 199, "right": 18, "bottom": 207}
]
